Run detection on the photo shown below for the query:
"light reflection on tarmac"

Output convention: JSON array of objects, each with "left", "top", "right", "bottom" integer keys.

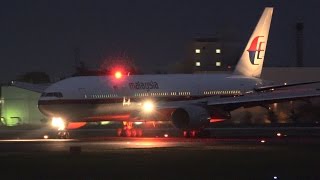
[
  {"left": 0, "top": 139, "right": 76, "bottom": 142},
  {"left": 0, "top": 137, "right": 207, "bottom": 151},
  {"left": 0, "top": 136, "right": 319, "bottom": 154},
  {"left": 1, "top": 126, "right": 320, "bottom": 154}
]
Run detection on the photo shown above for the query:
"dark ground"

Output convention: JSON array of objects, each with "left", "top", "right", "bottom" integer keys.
[{"left": 0, "top": 136, "right": 319, "bottom": 180}]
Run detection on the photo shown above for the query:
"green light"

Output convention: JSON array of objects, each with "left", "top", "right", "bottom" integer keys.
[
  {"left": 100, "top": 121, "right": 110, "bottom": 125},
  {"left": 1, "top": 86, "right": 46, "bottom": 126}
]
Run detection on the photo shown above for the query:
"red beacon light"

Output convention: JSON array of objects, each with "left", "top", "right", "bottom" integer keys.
[{"left": 114, "top": 71, "right": 123, "bottom": 79}]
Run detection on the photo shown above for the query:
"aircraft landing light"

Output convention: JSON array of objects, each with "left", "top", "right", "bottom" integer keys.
[{"left": 142, "top": 100, "right": 154, "bottom": 113}]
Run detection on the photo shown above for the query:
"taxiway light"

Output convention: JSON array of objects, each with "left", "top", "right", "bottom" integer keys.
[
  {"left": 142, "top": 101, "right": 154, "bottom": 113},
  {"left": 115, "top": 71, "right": 122, "bottom": 79}
]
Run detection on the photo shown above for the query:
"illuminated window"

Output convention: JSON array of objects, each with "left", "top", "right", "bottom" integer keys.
[
  {"left": 216, "top": 61, "right": 221, "bottom": 67},
  {"left": 195, "top": 62, "right": 201, "bottom": 67},
  {"left": 216, "top": 49, "right": 221, "bottom": 54},
  {"left": 195, "top": 49, "right": 201, "bottom": 54}
]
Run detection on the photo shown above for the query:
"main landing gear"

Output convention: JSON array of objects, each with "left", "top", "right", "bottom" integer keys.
[
  {"left": 183, "top": 129, "right": 211, "bottom": 138},
  {"left": 117, "top": 121, "right": 143, "bottom": 137}
]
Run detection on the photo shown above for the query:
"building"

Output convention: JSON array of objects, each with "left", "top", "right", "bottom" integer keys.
[
  {"left": 0, "top": 86, "right": 46, "bottom": 126},
  {"left": 192, "top": 37, "right": 242, "bottom": 72}
]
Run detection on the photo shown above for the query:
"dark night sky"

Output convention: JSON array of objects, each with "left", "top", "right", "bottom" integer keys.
[{"left": 0, "top": 0, "right": 319, "bottom": 82}]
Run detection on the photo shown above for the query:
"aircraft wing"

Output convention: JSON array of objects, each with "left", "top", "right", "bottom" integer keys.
[
  {"left": 155, "top": 89, "right": 320, "bottom": 111},
  {"left": 254, "top": 81, "right": 320, "bottom": 92},
  {"left": 205, "top": 89, "right": 320, "bottom": 109}
]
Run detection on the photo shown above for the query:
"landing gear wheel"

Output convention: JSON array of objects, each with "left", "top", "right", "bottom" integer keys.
[
  {"left": 183, "top": 130, "right": 210, "bottom": 138},
  {"left": 57, "top": 131, "right": 70, "bottom": 139},
  {"left": 116, "top": 121, "right": 144, "bottom": 137},
  {"left": 125, "top": 129, "right": 132, "bottom": 137},
  {"left": 137, "top": 129, "right": 143, "bottom": 137},
  {"left": 117, "top": 128, "right": 123, "bottom": 137},
  {"left": 183, "top": 130, "right": 196, "bottom": 138},
  {"left": 131, "top": 129, "right": 137, "bottom": 137}
]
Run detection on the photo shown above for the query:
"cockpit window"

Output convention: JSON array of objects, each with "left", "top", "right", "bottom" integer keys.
[{"left": 41, "top": 92, "right": 63, "bottom": 98}]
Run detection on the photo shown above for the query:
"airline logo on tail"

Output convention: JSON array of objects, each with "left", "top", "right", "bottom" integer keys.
[{"left": 247, "top": 36, "right": 265, "bottom": 65}]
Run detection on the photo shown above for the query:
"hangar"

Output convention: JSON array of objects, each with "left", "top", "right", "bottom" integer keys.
[{"left": 0, "top": 85, "right": 46, "bottom": 126}]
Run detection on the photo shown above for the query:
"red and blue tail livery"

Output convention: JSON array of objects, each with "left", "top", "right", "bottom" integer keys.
[
  {"left": 247, "top": 36, "right": 265, "bottom": 65},
  {"left": 234, "top": 7, "right": 273, "bottom": 77}
]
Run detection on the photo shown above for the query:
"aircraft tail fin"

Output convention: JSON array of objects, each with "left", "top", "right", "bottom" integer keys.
[{"left": 233, "top": 7, "right": 273, "bottom": 78}]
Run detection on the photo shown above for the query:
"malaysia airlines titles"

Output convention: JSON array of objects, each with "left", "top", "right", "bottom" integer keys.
[{"left": 128, "top": 81, "right": 159, "bottom": 91}]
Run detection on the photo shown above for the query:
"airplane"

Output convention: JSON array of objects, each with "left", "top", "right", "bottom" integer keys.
[{"left": 36, "top": 7, "right": 320, "bottom": 138}]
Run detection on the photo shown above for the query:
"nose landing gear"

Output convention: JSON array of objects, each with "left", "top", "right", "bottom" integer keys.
[{"left": 57, "top": 130, "right": 70, "bottom": 139}]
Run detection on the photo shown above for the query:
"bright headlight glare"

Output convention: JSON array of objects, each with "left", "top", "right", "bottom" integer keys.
[
  {"left": 51, "top": 117, "right": 65, "bottom": 130},
  {"left": 142, "top": 101, "right": 154, "bottom": 113}
]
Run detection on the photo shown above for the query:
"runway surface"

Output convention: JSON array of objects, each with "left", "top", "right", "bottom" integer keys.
[
  {"left": 0, "top": 136, "right": 319, "bottom": 153},
  {"left": 0, "top": 136, "right": 319, "bottom": 179},
  {"left": 1, "top": 127, "right": 320, "bottom": 179}
]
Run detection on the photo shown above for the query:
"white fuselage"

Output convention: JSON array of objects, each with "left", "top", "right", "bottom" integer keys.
[
  {"left": 38, "top": 74, "right": 266, "bottom": 121},
  {"left": 38, "top": 7, "right": 275, "bottom": 123}
]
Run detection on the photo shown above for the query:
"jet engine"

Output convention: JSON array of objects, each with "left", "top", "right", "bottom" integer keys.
[{"left": 171, "top": 105, "right": 211, "bottom": 129}]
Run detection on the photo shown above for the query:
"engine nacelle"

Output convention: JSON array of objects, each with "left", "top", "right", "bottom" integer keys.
[{"left": 171, "top": 105, "right": 211, "bottom": 129}]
